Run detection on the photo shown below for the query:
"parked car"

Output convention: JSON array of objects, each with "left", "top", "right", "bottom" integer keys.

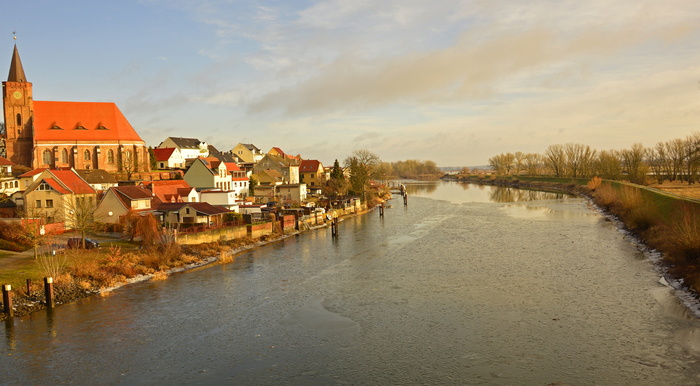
[{"left": 67, "top": 237, "right": 99, "bottom": 249}]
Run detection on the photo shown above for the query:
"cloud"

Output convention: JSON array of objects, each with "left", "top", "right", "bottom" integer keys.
[{"left": 246, "top": 3, "right": 700, "bottom": 117}]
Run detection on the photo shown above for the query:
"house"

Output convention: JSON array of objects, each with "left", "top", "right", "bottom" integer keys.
[
  {"left": 278, "top": 183, "right": 307, "bottom": 205},
  {"left": 140, "top": 180, "right": 198, "bottom": 205},
  {"left": 206, "top": 145, "right": 242, "bottom": 164},
  {"left": 94, "top": 185, "right": 155, "bottom": 224},
  {"left": 227, "top": 162, "right": 249, "bottom": 200},
  {"left": 232, "top": 143, "right": 264, "bottom": 164},
  {"left": 253, "top": 169, "right": 284, "bottom": 186},
  {"left": 0, "top": 156, "right": 19, "bottom": 196},
  {"left": 75, "top": 169, "right": 118, "bottom": 193},
  {"left": 22, "top": 168, "right": 97, "bottom": 226},
  {"left": 299, "top": 160, "right": 325, "bottom": 188},
  {"left": 152, "top": 147, "right": 186, "bottom": 169},
  {"left": 157, "top": 137, "right": 209, "bottom": 160},
  {"left": 155, "top": 202, "right": 230, "bottom": 228},
  {"left": 253, "top": 154, "right": 300, "bottom": 184},
  {"left": 184, "top": 157, "right": 236, "bottom": 190},
  {"left": 267, "top": 147, "right": 301, "bottom": 162},
  {"left": 3, "top": 45, "right": 150, "bottom": 173},
  {"left": 199, "top": 189, "right": 240, "bottom": 211},
  {"left": 253, "top": 184, "right": 277, "bottom": 203}
]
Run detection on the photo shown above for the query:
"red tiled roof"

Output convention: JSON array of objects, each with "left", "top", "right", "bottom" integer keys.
[
  {"left": 224, "top": 162, "right": 240, "bottom": 171},
  {"left": 33, "top": 101, "right": 145, "bottom": 142},
  {"left": 300, "top": 159, "right": 321, "bottom": 172},
  {"left": 0, "top": 156, "right": 14, "bottom": 166},
  {"left": 113, "top": 186, "right": 153, "bottom": 200},
  {"left": 153, "top": 147, "right": 177, "bottom": 162},
  {"left": 43, "top": 178, "right": 70, "bottom": 194},
  {"left": 19, "top": 168, "right": 48, "bottom": 178},
  {"left": 49, "top": 170, "right": 96, "bottom": 194}
]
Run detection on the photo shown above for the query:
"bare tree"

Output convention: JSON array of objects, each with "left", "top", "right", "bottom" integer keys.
[
  {"left": 621, "top": 143, "right": 648, "bottom": 185},
  {"left": 64, "top": 195, "right": 104, "bottom": 248},
  {"left": 544, "top": 144, "right": 566, "bottom": 177}
]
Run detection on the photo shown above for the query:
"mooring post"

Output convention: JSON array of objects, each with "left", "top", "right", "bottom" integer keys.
[
  {"left": 379, "top": 202, "right": 384, "bottom": 217},
  {"left": 44, "top": 277, "right": 55, "bottom": 309},
  {"left": 2, "top": 284, "right": 13, "bottom": 317},
  {"left": 404, "top": 193, "right": 408, "bottom": 206},
  {"left": 26, "top": 278, "right": 32, "bottom": 295}
]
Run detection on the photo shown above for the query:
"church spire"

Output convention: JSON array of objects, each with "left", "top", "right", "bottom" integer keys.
[{"left": 8, "top": 44, "right": 27, "bottom": 82}]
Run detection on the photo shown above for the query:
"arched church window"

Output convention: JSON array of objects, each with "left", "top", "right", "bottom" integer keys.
[
  {"left": 42, "top": 150, "right": 53, "bottom": 165},
  {"left": 107, "top": 149, "right": 115, "bottom": 164},
  {"left": 84, "top": 149, "right": 91, "bottom": 161},
  {"left": 16, "top": 113, "right": 21, "bottom": 126},
  {"left": 61, "top": 149, "right": 68, "bottom": 163}
]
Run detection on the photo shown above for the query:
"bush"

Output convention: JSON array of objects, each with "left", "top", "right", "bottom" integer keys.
[{"left": 0, "top": 238, "right": 27, "bottom": 252}]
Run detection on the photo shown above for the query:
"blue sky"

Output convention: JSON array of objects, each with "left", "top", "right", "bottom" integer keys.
[{"left": 3, "top": 0, "right": 700, "bottom": 167}]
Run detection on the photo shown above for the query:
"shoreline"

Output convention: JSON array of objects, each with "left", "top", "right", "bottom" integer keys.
[{"left": 1, "top": 210, "right": 366, "bottom": 321}]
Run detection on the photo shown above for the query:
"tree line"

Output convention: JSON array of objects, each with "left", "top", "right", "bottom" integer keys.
[{"left": 487, "top": 132, "right": 700, "bottom": 185}]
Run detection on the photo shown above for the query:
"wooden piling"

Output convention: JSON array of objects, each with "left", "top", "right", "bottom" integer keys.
[
  {"left": 2, "top": 284, "right": 13, "bottom": 317},
  {"left": 379, "top": 202, "right": 385, "bottom": 217},
  {"left": 404, "top": 193, "right": 408, "bottom": 206},
  {"left": 27, "top": 279, "right": 32, "bottom": 295},
  {"left": 44, "top": 277, "right": 55, "bottom": 309}
]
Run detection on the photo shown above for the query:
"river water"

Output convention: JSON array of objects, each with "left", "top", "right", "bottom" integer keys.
[{"left": 2, "top": 182, "right": 699, "bottom": 385}]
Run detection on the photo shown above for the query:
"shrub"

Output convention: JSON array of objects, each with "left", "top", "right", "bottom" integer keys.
[{"left": 587, "top": 176, "right": 602, "bottom": 191}]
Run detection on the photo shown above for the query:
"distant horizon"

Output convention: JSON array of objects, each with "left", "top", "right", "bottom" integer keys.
[{"left": 3, "top": 1, "right": 699, "bottom": 166}]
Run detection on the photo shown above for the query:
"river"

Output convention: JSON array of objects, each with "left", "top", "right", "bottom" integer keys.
[{"left": 2, "top": 181, "right": 699, "bottom": 385}]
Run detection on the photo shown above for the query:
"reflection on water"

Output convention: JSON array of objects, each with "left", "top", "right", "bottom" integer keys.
[{"left": 405, "top": 180, "right": 571, "bottom": 203}]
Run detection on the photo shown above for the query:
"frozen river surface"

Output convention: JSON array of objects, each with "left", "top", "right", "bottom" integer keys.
[{"left": 2, "top": 182, "right": 699, "bottom": 385}]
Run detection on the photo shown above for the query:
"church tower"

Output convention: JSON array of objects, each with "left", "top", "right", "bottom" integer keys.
[{"left": 2, "top": 44, "right": 34, "bottom": 167}]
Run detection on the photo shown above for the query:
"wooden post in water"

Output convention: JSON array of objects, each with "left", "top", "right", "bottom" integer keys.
[
  {"left": 44, "top": 277, "right": 55, "bottom": 309},
  {"left": 2, "top": 284, "right": 13, "bottom": 317},
  {"left": 331, "top": 216, "right": 339, "bottom": 237},
  {"left": 403, "top": 193, "right": 408, "bottom": 206},
  {"left": 26, "top": 279, "right": 32, "bottom": 295},
  {"left": 379, "top": 202, "right": 384, "bottom": 217}
]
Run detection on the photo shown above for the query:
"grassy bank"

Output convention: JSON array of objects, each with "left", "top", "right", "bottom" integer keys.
[{"left": 455, "top": 175, "right": 700, "bottom": 296}]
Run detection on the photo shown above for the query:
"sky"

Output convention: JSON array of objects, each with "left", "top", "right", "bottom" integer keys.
[{"left": 2, "top": 0, "right": 700, "bottom": 167}]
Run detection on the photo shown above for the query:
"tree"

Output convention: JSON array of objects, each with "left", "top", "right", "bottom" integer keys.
[
  {"left": 344, "top": 149, "right": 380, "bottom": 203},
  {"left": 544, "top": 144, "right": 566, "bottom": 177},
  {"left": 330, "top": 159, "right": 344, "bottom": 180},
  {"left": 64, "top": 195, "right": 104, "bottom": 248},
  {"left": 595, "top": 150, "right": 623, "bottom": 180},
  {"left": 148, "top": 146, "right": 158, "bottom": 170},
  {"left": 621, "top": 143, "right": 648, "bottom": 185},
  {"left": 120, "top": 150, "right": 136, "bottom": 181},
  {"left": 248, "top": 176, "right": 257, "bottom": 196}
]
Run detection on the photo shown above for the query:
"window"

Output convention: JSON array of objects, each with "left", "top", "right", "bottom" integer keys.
[
  {"left": 61, "top": 148, "right": 68, "bottom": 163},
  {"left": 45, "top": 199, "right": 53, "bottom": 208},
  {"left": 14, "top": 181, "right": 18, "bottom": 188},
  {"left": 42, "top": 149, "right": 53, "bottom": 165},
  {"left": 84, "top": 149, "right": 91, "bottom": 161},
  {"left": 16, "top": 113, "right": 22, "bottom": 126},
  {"left": 107, "top": 149, "right": 114, "bottom": 164},
  {"left": 185, "top": 208, "right": 190, "bottom": 214},
  {"left": 35, "top": 200, "right": 42, "bottom": 208}
]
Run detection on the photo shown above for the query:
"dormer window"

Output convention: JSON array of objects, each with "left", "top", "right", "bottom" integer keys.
[
  {"left": 96, "top": 126, "right": 108, "bottom": 130},
  {"left": 75, "top": 125, "right": 87, "bottom": 130},
  {"left": 50, "top": 125, "right": 63, "bottom": 130}
]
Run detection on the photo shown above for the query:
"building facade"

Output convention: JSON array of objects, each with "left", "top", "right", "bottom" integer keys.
[{"left": 2, "top": 45, "right": 150, "bottom": 174}]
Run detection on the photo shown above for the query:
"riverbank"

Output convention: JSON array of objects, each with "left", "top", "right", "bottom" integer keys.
[
  {"left": 448, "top": 175, "right": 700, "bottom": 303},
  {"left": 0, "top": 208, "right": 371, "bottom": 321}
]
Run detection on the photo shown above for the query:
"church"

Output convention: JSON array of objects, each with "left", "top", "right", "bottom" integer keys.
[{"left": 2, "top": 44, "right": 149, "bottom": 174}]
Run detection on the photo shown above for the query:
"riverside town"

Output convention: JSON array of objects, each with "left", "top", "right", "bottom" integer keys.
[{"left": 2, "top": 25, "right": 700, "bottom": 384}]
